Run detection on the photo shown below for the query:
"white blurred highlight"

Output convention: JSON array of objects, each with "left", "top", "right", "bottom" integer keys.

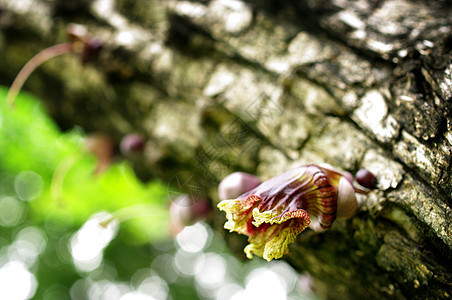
[
  {"left": 0, "top": 196, "right": 26, "bottom": 227},
  {"left": 175, "top": 222, "right": 211, "bottom": 253},
  {"left": 9, "top": 226, "right": 47, "bottom": 267},
  {"left": 14, "top": 171, "right": 44, "bottom": 201},
  {"left": 0, "top": 261, "right": 37, "bottom": 300},
  {"left": 70, "top": 212, "right": 118, "bottom": 272},
  {"left": 194, "top": 253, "right": 227, "bottom": 289}
]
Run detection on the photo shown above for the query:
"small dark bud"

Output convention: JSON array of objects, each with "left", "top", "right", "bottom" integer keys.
[
  {"left": 66, "top": 23, "right": 103, "bottom": 64},
  {"left": 355, "top": 169, "right": 377, "bottom": 189},
  {"left": 120, "top": 133, "right": 146, "bottom": 156},
  {"left": 81, "top": 38, "right": 103, "bottom": 64}
]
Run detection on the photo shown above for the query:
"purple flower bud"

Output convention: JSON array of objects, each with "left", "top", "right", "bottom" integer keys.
[
  {"left": 355, "top": 169, "right": 377, "bottom": 189},
  {"left": 66, "top": 23, "right": 102, "bottom": 64},
  {"left": 120, "top": 134, "right": 146, "bottom": 156},
  {"left": 218, "top": 172, "right": 260, "bottom": 200},
  {"left": 81, "top": 38, "right": 103, "bottom": 64}
]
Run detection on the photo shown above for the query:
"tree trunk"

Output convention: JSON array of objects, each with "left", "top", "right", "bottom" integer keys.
[{"left": 0, "top": 0, "right": 451, "bottom": 299}]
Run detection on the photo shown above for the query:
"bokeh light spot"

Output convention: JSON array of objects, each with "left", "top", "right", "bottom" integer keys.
[
  {"left": 0, "top": 261, "right": 37, "bottom": 300},
  {"left": 8, "top": 226, "right": 47, "bottom": 267},
  {"left": 0, "top": 196, "right": 26, "bottom": 227},
  {"left": 42, "top": 284, "right": 70, "bottom": 300},
  {"left": 175, "top": 222, "right": 211, "bottom": 253},
  {"left": 216, "top": 283, "right": 244, "bottom": 300},
  {"left": 14, "top": 171, "right": 44, "bottom": 201},
  {"left": 17, "top": 226, "right": 47, "bottom": 255},
  {"left": 174, "top": 249, "right": 201, "bottom": 276},
  {"left": 244, "top": 268, "right": 287, "bottom": 300},
  {"left": 70, "top": 213, "right": 118, "bottom": 272},
  {"left": 194, "top": 253, "right": 227, "bottom": 289},
  {"left": 150, "top": 254, "right": 179, "bottom": 283},
  {"left": 120, "top": 292, "right": 154, "bottom": 300},
  {"left": 87, "top": 280, "right": 131, "bottom": 300},
  {"left": 269, "top": 261, "right": 298, "bottom": 292},
  {"left": 138, "top": 275, "right": 168, "bottom": 300}
]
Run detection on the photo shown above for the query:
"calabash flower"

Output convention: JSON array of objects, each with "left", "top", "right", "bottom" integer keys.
[{"left": 217, "top": 164, "right": 363, "bottom": 261}]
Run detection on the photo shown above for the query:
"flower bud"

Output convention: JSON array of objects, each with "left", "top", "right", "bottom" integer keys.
[
  {"left": 355, "top": 169, "right": 377, "bottom": 189},
  {"left": 218, "top": 172, "right": 260, "bottom": 200},
  {"left": 120, "top": 133, "right": 146, "bottom": 156}
]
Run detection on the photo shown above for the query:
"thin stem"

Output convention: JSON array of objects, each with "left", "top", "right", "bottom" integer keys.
[
  {"left": 50, "top": 154, "right": 80, "bottom": 207},
  {"left": 354, "top": 187, "right": 370, "bottom": 195},
  {"left": 6, "top": 42, "right": 74, "bottom": 108}
]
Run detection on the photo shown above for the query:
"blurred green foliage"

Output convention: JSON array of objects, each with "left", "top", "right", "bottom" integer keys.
[
  {"left": 0, "top": 86, "right": 172, "bottom": 298},
  {"left": 0, "top": 86, "right": 170, "bottom": 241}
]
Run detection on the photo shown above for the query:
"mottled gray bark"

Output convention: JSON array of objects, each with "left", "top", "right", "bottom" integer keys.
[{"left": 0, "top": 0, "right": 451, "bottom": 299}]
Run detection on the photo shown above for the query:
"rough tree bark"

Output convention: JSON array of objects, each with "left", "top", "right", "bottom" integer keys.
[{"left": 0, "top": 0, "right": 451, "bottom": 299}]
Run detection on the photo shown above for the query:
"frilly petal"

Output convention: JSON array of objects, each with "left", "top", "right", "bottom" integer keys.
[
  {"left": 252, "top": 207, "right": 310, "bottom": 227},
  {"left": 247, "top": 209, "right": 311, "bottom": 261},
  {"left": 245, "top": 223, "right": 304, "bottom": 261},
  {"left": 217, "top": 195, "right": 259, "bottom": 235}
]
